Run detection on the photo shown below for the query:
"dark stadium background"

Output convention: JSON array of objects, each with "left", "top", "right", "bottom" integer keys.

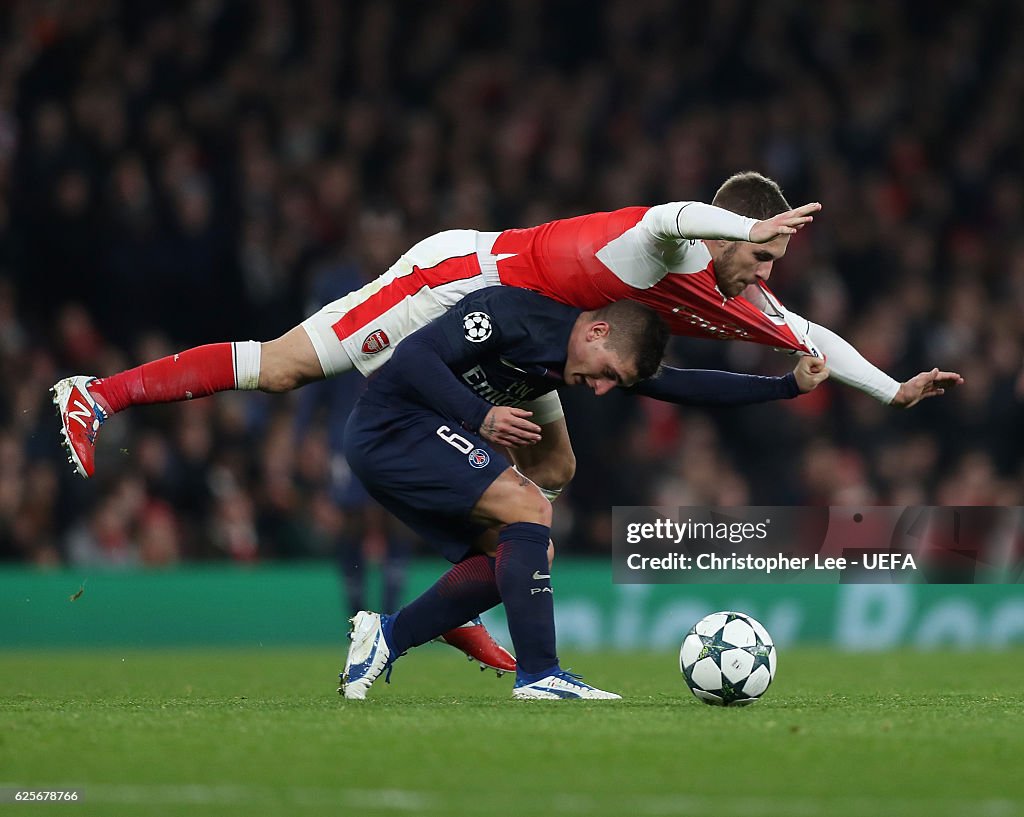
[
  {"left": 3, "top": 8, "right": 1022, "bottom": 815},
  {"left": 0, "top": 0, "right": 1021, "bottom": 571}
]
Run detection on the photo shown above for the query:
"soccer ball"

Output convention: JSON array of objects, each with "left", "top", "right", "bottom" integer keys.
[
  {"left": 679, "top": 611, "right": 776, "bottom": 706},
  {"left": 463, "top": 311, "right": 492, "bottom": 342}
]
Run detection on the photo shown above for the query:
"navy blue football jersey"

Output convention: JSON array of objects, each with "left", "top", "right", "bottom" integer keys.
[
  {"left": 363, "top": 287, "right": 579, "bottom": 429},
  {"left": 344, "top": 288, "right": 583, "bottom": 562}
]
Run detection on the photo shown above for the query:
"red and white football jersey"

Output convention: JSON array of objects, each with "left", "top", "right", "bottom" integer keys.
[
  {"left": 303, "top": 201, "right": 921, "bottom": 404},
  {"left": 489, "top": 205, "right": 817, "bottom": 355}
]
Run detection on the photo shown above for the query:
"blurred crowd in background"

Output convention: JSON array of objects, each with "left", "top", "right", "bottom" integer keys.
[{"left": 1, "top": 0, "right": 1022, "bottom": 572}]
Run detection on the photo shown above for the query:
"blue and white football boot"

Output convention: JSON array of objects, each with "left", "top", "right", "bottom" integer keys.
[
  {"left": 339, "top": 611, "right": 395, "bottom": 700},
  {"left": 512, "top": 669, "right": 621, "bottom": 700}
]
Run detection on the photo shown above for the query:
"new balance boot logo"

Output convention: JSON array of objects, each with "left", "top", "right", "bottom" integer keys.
[
  {"left": 67, "top": 399, "right": 94, "bottom": 430},
  {"left": 52, "top": 375, "right": 107, "bottom": 479}
]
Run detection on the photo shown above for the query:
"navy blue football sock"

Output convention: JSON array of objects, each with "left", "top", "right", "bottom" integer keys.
[
  {"left": 387, "top": 554, "right": 501, "bottom": 655},
  {"left": 494, "top": 521, "right": 558, "bottom": 677}
]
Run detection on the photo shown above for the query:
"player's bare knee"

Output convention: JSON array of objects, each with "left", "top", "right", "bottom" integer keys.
[
  {"left": 516, "top": 492, "right": 552, "bottom": 527},
  {"left": 537, "top": 497, "right": 553, "bottom": 528},
  {"left": 522, "top": 453, "right": 575, "bottom": 493},
  {"left": 474, "top": 468, "right": 553, "bottom": 528},
  {"left": 509, "top": 482, "right": 552, "bottom": 527},
  {"left": 551, "top": 451, "right": 576, "bottom": 490}
]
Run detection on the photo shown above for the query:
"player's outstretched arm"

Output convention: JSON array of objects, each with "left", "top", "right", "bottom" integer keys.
[
  {"left": 629, "top": 358, "right": 826, "bottom": 407},
  {"left": 775, "top": 315, "right": 961, "bottom": 408},
  {"left": 630, "top": 366, "right": 803, "bottom": 406},
  {"left": 643, "top": 200, "right": 818, "bottom": 244},
  {"left": 790, "top": 318, "right": 900, "bottom": 403},
  {"left": 748, "top": 202, "right": 822, "bottom": 243},
  {"left": 890, "top": 368, "right": 964, "bottom": 408}
]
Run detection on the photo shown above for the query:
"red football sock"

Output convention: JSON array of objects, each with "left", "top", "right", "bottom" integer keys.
[{"left": 90, "top": 343, "right": 238, "bottom": 415}]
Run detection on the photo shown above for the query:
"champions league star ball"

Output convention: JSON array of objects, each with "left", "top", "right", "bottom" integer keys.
[
  {"left": 679, "top": 611, "right": 777, "bottom": 706},
  {"left": 463, "top": 311, "right": 492, "bottom": 342}
]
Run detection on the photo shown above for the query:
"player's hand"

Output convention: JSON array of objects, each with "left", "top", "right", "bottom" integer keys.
[
  {"left": 480, "top": 406, "right": 542, "bottom": 448},
  {"left": 794, "top": 356, "right": 829, "bottom": 393},
  {"left": 890, "top": 368, "right": 964, "bottom": 408},
  {"left": 749, "top": 202, "right": 821, "bottom": 243}
]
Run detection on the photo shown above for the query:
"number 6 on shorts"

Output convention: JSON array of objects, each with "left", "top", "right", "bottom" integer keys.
[{"left": 436, "top": 425, "right": 473, "bottom": 454}]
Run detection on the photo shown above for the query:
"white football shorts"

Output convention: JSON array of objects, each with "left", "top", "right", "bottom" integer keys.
[{"left": 301, "top": 229, "right": 564, "bottom": 425}]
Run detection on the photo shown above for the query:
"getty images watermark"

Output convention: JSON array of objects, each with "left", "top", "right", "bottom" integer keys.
[{"left": 612, "top": 506, "right": 1024, "bottom": 584}]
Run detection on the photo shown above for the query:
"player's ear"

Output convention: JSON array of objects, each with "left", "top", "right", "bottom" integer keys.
[{"left": 588, "top": 321, "right": 610, "bottom": 341}]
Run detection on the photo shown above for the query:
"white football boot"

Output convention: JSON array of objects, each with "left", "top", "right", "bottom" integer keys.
[
  {"left": 339, "top": 611, "right": 394, "bottom": 700},
  {"left": 512, "top": 670, "right": 621, "bottom": 700}
]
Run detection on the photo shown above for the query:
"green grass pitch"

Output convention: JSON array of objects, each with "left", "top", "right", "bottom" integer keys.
[{"left": 2, "top": 646, "right": 1023, "bottom": 817}]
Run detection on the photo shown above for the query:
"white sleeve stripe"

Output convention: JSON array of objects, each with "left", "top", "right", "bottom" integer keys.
[{"left": 674, "top": 202, "right": 694, "bottom": 238}]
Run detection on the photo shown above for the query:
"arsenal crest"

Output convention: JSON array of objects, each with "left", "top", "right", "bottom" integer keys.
[{"left": 361, "top": 329, "right": 391, "bottom": 354}]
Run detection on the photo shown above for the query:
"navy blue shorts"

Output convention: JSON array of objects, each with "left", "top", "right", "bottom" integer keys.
[
  {"left": 343, "top": 399, "right": 510, "bottom": 563},
  {"left": 329, "top": 457, "right": 375, "bottom": 509}
]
